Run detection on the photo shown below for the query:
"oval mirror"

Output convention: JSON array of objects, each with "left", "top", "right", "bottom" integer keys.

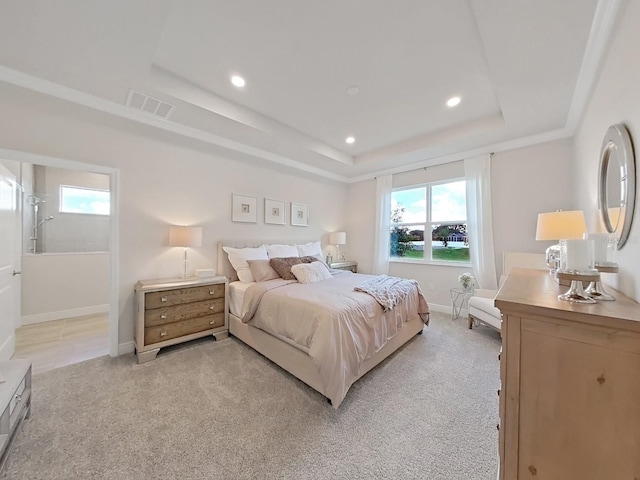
[{"left": 598, "top": 124, "right": 636, "bottom": 249}]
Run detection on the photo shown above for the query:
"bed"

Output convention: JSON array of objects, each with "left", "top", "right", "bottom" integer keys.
[{"left": 218, "top": 240, "right": 430, "bottom": 408}]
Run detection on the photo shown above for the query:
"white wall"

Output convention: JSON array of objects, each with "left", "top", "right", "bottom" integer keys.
[
  {"left": 347, "top": 138, "right": 574, "bottom": 308},
  {"left": 0, "top": 95, "right": 349, "bottom": 349},
  {"left": 21, "top": 252, "right": 109, "bottom": 324},
  {"left": 573, "top": 0, "right": 640, "bottom": 302},
  {"left": 491, "top": 138, "right": 574, "bottom": 276}
]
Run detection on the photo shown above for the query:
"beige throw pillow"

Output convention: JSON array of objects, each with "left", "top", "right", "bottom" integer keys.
[{"left": 247, "top": 259, "right": 280, "bottom": 282}]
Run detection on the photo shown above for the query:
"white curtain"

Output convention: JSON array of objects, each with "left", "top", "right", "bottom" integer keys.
[
  {"left": 372, "top": 174, "right": 392, "bottom": 275},
  {"left": 464, "top": 155, "right": 498, "bottom": 289}
]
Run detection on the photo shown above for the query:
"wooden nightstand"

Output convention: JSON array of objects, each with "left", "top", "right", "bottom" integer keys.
[
  {"left": 329, "top": 261, "right": 357, "bottom": 273},
  {"left": 134, "top": 276, "right": 228, "bottom": 363}
]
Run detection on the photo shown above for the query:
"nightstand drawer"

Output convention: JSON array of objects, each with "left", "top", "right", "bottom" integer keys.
[
  {"left": 144, "top": 298, "right": 225, "bottom": 327},
  {"left": 144, "top": 313, "right": 225, "bottom": 345},
  {"left": 135, "top": 276, "right": 228, "bottom": 363},
  {"left": 145, "top": 283, "right": 224, "bottom": 309}
]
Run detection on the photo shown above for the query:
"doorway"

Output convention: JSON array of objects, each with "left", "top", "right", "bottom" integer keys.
[{"left": 0, "top": 147, "right": 119, "bottom": 369}]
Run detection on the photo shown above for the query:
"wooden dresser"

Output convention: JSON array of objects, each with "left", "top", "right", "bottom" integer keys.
[
  {"left": 134, "top": 276, "right": 228, "bottom": 363},
  {"left": 0, "top": 360, "right": 31, "bottom": 472},
  {"left": 495, "top": 268, "right": 640, "bottom": 479}
]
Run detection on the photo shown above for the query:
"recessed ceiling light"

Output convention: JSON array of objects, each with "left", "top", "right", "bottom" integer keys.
[
  {"left": 231, "top": 75, "right": 246, "bottom": 88},
  {"left": 345, "top": 136, "right": 355, "bottom": 144},
  {"left": 447, "top": 96, "right": 461, "bottom": 107},
  {"left": 346, "top": 86, "right": 360, "bottom": 96}
]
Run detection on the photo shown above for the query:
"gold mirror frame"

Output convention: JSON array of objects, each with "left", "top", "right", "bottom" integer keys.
[{"left": 598, "top": 123, "right": 636, "bottom": 249}]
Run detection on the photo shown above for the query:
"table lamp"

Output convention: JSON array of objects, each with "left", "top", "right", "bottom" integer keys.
[
  {"left": 535, "top": 210, "right": 586, "bottom": 273},
  {"left": 329, "top": 231, "right": 346, "bottom": 261},
  {"left": 169, "top": 225, "right": 203, "bottom": 278}
]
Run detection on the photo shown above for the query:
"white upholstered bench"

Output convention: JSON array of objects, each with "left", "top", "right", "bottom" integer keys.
[{"left": 468, "top": 252, "right": 546, "bottom": 331}]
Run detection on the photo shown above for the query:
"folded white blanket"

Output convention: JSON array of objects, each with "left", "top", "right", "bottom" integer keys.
[{"left": 355, "top": 275, "right": 423, "bottom": 312}]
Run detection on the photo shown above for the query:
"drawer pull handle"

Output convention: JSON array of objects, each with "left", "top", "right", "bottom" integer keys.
[
  {"left": 160, "top": 330, "right": 167, "bottom": 337},
  {"left": 209, "top": 306, "right": 215, "bottom": 310},
  {"left": 160, "top": 313, "right": 167, "bottom": 319},
  {"left": 209, "top": 320, "right": 216, "bottom": 325},
  {"left": 15, "top": 394, "right": 22, "bottom": 403},
  {"left": 209, "top": 289, "right": 215, "bottom": 295},
  {"left": 161, "top": 296, "right": 168, "bottom": 302}
]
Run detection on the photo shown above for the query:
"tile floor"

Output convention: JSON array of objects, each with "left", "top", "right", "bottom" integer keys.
[{"left": 12, "top": 313, "right": 109, "bottom": 375}]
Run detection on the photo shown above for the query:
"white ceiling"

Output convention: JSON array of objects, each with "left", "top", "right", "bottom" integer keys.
[{"left": 0, "top": 0, "right": 622, "bottom": 182}]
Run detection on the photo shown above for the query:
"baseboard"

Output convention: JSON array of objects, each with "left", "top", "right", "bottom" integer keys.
[
  {"left": 428, "top": 303, "right": 450, "bottom": 314},
  {"left": 117, "top": 341, "right": 135, "bottom": 356},
  {"left": 21, "top": 304, "right": 109, "bottom": 326}
]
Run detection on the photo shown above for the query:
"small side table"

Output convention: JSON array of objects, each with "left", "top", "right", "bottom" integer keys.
[
  {"left": 329, "top": 261, "right": 358, "bottom": 273},
  {"left": 450, "top": 288, "right": 472, "bottom": 321}
]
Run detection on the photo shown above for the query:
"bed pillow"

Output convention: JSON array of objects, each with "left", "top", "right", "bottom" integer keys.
[
  {"left": 296, "top": 241, "right": 323, "bottom": 260},
  {"left": 270, "top": 256, "right": 319, "bottom": 280},
  {"left": 291, "top": 262, "right": 332, "bottom": 284},
  {"left": 222, "top": 246, "right": 268, "bottom": 283},
  {"left": 247, "top": 259, "right": 280, "bottom": 282},
  {"left": 269, "top": 256, "right": 303, "bottom": 280},
  {"left": 265, "top": 244, "right": 299, "bottom": 259}
]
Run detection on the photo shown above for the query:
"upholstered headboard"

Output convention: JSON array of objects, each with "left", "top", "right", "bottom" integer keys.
[{"left": 217, "top": 239, "right": 322, "bottom": 282}]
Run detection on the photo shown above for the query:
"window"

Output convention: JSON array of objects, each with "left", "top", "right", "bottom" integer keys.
[
  {"left": 390, "top": 180, "right": 469, "bottom": 263},
  {"left": 59, "top": 185, "right": 110, "bottom": 215}
]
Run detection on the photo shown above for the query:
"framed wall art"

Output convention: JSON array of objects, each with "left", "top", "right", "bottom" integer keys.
[
  {"left": 231, "top": 194, "right": 257, "bottom": 223},
  {"left": 290, "top": 202, "right": 309, "bottom": 227},
  {"left": 264, "top": 198, "right": 285, "bottom": 225}
]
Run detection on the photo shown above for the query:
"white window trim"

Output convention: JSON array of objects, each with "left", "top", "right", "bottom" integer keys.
[
  {"left": 59, "top": 184, "right": 110, "bottom": 216},
  {"left": 390, "top": 177, "right": 469, "bottom": 265}
]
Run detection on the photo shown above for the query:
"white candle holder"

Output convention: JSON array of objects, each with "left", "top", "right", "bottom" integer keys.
[{"left": 560, "top": 238, "right": 595, "bottom": 274}]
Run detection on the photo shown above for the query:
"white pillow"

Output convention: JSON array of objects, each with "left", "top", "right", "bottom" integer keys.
[
  {"left": 291, "top": 262, "right": 332, "bottom": 284},
  {"left": 296, "top": 241, "right": 323, "bottom": 260},
  {"left": 222, "top": 246, "right": 268, "bottom": 283},
  {"left": 265, "top": 244, "right": 299, "bottom": 259}
]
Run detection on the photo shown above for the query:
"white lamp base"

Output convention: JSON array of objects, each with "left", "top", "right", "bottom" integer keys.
[{"left": 182, "top": 248, "right": 189, "bottom": 278}]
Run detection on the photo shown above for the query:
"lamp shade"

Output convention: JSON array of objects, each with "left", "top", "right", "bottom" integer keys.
[
  {"left": 535, "top": 210, "right": 586, "bottom": 241},
  {"left": 169, "top": 225, "right": 203, "bottom": 247},
  {"left": 329, "top": 231, "right": 346, "bottom": 245}
]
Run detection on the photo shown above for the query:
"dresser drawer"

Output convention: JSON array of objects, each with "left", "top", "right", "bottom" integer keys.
[
  {"left": 144, "top": 284, "right": 224, "bottom": 309},
  {"left": 8, "top": 377, "right": 26, "bottom": 415},
  {"left": 144, "top": 313, "right": 225, "bottom": 345},
  {"left": 144, "top": 298, "right": 225, "bottom": 327}
]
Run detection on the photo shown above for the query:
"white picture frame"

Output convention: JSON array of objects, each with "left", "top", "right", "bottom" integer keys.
[
  {"left": 232, "top": 194, "right": 257, "bottom": 223},
  {"left": 264, "top": 198, "right": 285, "bottom": 225},
  {"left": 291, "top": 202, "right": 309, "bottom": 227}
]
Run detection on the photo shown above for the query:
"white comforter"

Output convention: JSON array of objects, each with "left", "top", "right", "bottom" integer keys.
[{"left": 240, "top": 273, "right": 430, "bottom": 408}]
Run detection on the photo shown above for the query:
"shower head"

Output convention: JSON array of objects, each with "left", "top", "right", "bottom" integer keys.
[
  {"left": 37, "top": 216, "right": 54, "bottom": 227},
  {"left": 27, "top": 195, "right": 46, "bottom": 206}
]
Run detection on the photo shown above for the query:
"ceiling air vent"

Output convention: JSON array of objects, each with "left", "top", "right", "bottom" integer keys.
[{"left": 126, "top": 90, "right": 175, "bottom": 119}]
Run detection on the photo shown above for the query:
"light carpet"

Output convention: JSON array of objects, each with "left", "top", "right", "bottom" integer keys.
[{"left": 4, "top": 312, "right": 501, "bottom": 480}]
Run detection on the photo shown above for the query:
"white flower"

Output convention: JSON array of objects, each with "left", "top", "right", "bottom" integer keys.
[{"left": 458, "top": 272, "right": 475, "bottom": 290}]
